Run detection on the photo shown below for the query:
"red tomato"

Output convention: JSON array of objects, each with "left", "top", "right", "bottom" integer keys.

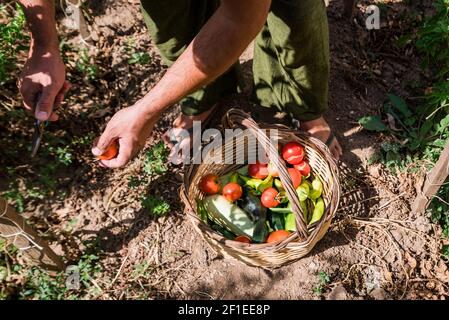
[
  {"left": 287, "top": 168, "right": 302, "bottom": 189},
  {"left": 98, "top": 141, "right": 118, "bottom": 160},
  {"left": 279, "top": 168, "right": 302, "bottom": 189},
  {"left": 281, "top": 141, "right": 305, "bottom": 165},
  {"left": 294, "top": 161, "right": 311, "bottom": 177},
  {"left": 261, "top": 187, "right": 280, "bottom": 208},
  {"left": 222, "top": 182, "right": 243, "bottom": 202},
  {"left": 267, "top": 162, "right": 279, "bottom": 177},
  {"left": 234, "top": 235, "right": 251, "bottom": 243},
  {"left": 248, "top": 161, "right": 269, "bottom": 179},
  {"left": 266, "top": 230, "right": 290, "bottom": 243},
  {"left": 199, "top": 174, "right": 220, "bottom": 195}
]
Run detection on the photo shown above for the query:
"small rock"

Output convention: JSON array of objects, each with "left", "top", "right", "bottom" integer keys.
[
  {"left": 327, "top": 285, "right": 348, "bottom": 300},
  {"left": 369, "top": 288, "right": 387, "bottom": 300}
]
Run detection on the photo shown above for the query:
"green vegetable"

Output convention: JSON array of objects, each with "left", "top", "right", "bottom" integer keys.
[
  {"left": 241, "top": 175, "right": 273, "bottom": 194},
  {"left": 217, "top": 171, "right": 239, "bottom": 186},
  {"left": 269, "top": 203, "right": 292, "bottom": 213},
  {"left": 211, "top": 224, "right": 235, "bottom": 240},
  {"left": 309, "top": 197, "right": 325, "bottom": 225},
  {"left": 196, "top": 199, "right": 208, "bottom": 223},
  {"left": 274, "top": 178, "right": 284, "bottom": 191},
  {"left": 203, "top": 195, "right": 256, "bottom": 238},
  {"left": 236, "top": 165, "right": 248, "bottom": 176},
  {"left": 296, "top": 181, "right": 310, "bottom": 202},
  {"left": 285, "top": 212, "right": 296, "bottom": 232},
  {"left": 309, "top": 178, "right": 323, "bottom": 200},
  {"left": 239, "top": 187, "right": 267, "bottom": 222},
  {"left": 230, "top": 172, "right": 239, "bottom": 183},
  {"left": 252, "top": 219, "right": 268, "bottom": 243},
  {"left": 299, "top": 200, "right": 309, "bottom": 223},
  {"left": 269, "top": 212, "right": 285, "bottom": 231}
]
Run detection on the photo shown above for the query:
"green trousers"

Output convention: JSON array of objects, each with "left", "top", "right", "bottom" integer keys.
[{"left": 140, "top": 0, "right": 330, "bottom": 121}]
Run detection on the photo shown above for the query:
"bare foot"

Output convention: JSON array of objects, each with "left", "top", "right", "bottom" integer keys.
[{"left": 300, "top": 116, "right": 342, "bottom": 161}]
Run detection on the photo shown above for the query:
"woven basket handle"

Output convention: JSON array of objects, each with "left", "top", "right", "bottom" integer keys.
[{"left": 224, "top": 109, "right": 308, "bottom": 239}]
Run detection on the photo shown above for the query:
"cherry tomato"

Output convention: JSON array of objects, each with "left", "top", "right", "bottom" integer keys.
[
  {"left": 266, "top": 230, "right": 290, "bottom": 243},
  {"left": 222, "top": 182, "right": 243, "bottom": 202},
  {"left": 234, "top": 235, "right": 251, "bottom": 243},
  {"left": 287, "top": 168, "right": 302, "bottom": 189},
  {"left": 279, "top": 168, "right": 302, "bottom": 189},
  {"left": 248, "top": 161, "right": 269, "bottom": 179},
  {"left": 281, "top": 141, "right": 305, "bottom": 165},
  {"left": 267, "top": 162, "right": 279, "bottom": 177},
  {"left": 294, "top": 161, "right": 311, "bottom": 177},
  {"left": 199, "top": 174, "right": 220, "bottom": 195},
  {"left": 98, "top": 141, "right": 118, "bottom": 160},
  {"left": 261, "top": 187, "right": 280, "bottom": 208}
]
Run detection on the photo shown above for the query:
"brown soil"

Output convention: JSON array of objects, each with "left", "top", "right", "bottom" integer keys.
[{"left": 1, "top": 0, "right": 448, "bottom": 299}]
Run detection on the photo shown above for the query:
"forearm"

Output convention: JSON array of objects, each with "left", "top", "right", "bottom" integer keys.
[
  {"left": 18, "top": 0, "right": 59, "bottom": 51},
  {"left": 139, "top": 0, "right": 271, "bottom": 116}
]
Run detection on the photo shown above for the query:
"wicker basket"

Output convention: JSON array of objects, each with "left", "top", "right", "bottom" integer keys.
[{"left": 181, "top": 109, "right": 341, "bottom": 268}]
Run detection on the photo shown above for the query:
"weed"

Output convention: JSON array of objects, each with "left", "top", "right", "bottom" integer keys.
[
  {"left": 0, "top": 3, "right": 29, "bottom": 84},
  {"left": 313, "top": 271, "right": 330, "bottom": 296},
  {"left": 2, "top": 186, "right": 25, "bottom": 213},
  {"left": 125, "top": 37, "right": 151, "bottom": 65},
  {"left": 141, "top": 195, "right": 171, "bottom": 217},
  {"left": 143, "top": 141, "right": 169, "bottom": 176},
  {"left": 76, "top": 48, "right": 98, "bottom": 80},
  {"left": 128, "top": 52, "right": 151, "bottom": 65}
]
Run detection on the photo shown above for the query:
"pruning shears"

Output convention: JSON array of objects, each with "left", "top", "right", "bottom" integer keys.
[
  {"left": 30, "top": 91, "right": 53, "bottom": 158},
  {"left": 31, "top": 119, "right": 47, "bottom": 157}
]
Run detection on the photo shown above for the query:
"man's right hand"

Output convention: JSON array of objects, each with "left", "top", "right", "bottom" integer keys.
[{"left": 18, "top": 45, "right": 70, "bottom": 121}]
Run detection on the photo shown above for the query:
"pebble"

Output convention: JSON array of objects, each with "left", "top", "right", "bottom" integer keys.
[
  {"left": 327, "top": 285, "right": 348, "bottom": 300},
  {"left": 369, "top": 288, "right": 387, "bottom": 300}
]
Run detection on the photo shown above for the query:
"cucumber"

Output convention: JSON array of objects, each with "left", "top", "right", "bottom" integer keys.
[{"left": 203, "top": 195, "right": 256, "bottom": 238}]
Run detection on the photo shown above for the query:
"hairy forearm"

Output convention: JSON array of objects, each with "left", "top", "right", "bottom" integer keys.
[
  {"left": 18, "top": 0, "right": 59, "bottom": 50},
  {"left": 139, "top": 0, "right": 271, "bottom": 116}
]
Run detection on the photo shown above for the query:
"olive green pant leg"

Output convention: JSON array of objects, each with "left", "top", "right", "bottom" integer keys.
[
  {"left": 253, "top": 0, "right": 330, "bottom": 121},
  {"left": 140, "top": 0, "right": 241, "bottom": 116}
]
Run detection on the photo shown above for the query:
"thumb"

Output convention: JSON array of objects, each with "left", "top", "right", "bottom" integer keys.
[
  {"left": 35, "top": 87, "right": 56, "bottom": 121},
  {"left": 92, "top": 130, "right": 115, "bottom": 156}
]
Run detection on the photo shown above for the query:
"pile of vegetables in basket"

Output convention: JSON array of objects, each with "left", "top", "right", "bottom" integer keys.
[{"left": 196, "top": 141, "right": 326, "bottom": 244}]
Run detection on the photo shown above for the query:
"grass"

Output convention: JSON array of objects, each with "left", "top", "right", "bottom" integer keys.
[
  {"left": 313, "top": 271, "right": 330, "bottom": 296},
  {"left": 0, "top": 3, "right": 29, "bottom": 84}
]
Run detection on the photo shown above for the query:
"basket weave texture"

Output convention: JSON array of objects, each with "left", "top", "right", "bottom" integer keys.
[{"left": 181, "top": 109, "right": 341, "bottom": 268}]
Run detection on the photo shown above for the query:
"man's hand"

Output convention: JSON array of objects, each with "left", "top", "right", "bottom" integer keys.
[
  {"left": 92, "top": 103, "right": 160, "bottom": 168},
  {"left": 18, "top": 0, "right": 70, "bottom": 120},
  {"left": 18, "top": 45, "right": 70, "bottom": 121}
]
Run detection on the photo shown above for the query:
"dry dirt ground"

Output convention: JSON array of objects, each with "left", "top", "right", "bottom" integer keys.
[{"left": 1, "top": 0, "right": 448, "bottom": 299}]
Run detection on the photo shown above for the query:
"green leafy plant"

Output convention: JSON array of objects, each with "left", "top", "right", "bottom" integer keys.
[
  {"left": 313, "top": 271, "right": 330, "bottom": 296},
  {"left": 141, "top": 195, "right": 171, "bottom": 217},
  {"left": 128, "top": 52, "right": 151, "bottom": 65},
  {"left": 76, "top": 48, "right": 98, "bottom": 80},
  {"left": 143, "top": 141, "right": 169, "bottom": 176},
  {"left": 0, "top": 3, "right": 29, "bottom": 84}
]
